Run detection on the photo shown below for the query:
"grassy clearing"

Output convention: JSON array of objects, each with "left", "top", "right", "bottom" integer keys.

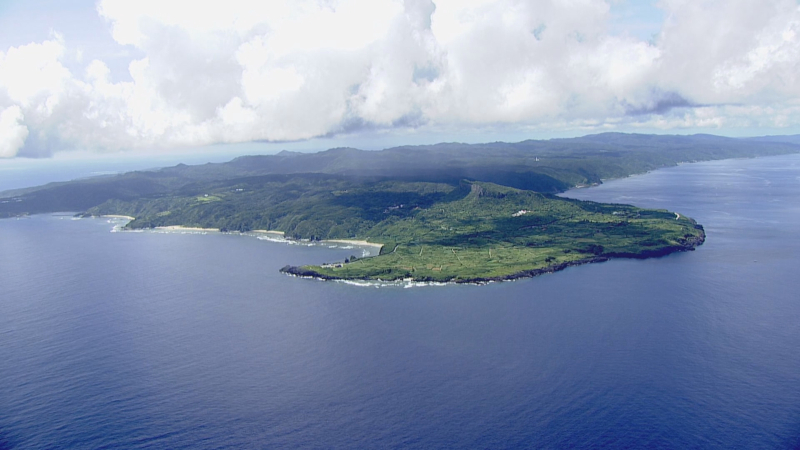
[{"left": 195, "top": 195, "right": 222, "bottom": 202}]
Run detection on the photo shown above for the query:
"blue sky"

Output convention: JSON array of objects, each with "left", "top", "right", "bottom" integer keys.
[
  {"left": 609, "top": 0, "right": 664, "bottom": 42},
  {"left": 1, "top": 0, "right": 800, "bottom": 159}
]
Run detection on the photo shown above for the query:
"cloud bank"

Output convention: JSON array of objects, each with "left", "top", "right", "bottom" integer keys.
[{"left": 1, "top": 0, "right": 800, "bottom": 157}]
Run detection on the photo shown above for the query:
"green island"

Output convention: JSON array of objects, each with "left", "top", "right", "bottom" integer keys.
[{"left": 2, "top": 132, "right": 798, "bottom": 284}]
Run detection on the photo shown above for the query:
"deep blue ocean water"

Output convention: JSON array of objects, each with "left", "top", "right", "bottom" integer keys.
[{"left": 1, "top": 155, "right": 800, "bottom": 449}]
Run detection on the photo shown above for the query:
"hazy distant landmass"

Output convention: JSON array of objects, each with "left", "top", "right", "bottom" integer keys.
[{"left": 2, "top": 132, "right": 798, "bottom": 282}]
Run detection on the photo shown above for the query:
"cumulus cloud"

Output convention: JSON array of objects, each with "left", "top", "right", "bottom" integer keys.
[
  {"left": 1, "top": 0, "right": 800, "bottom": 157},
  {"left": 0, "top": 106, "right": 29, "bottom": 158}
]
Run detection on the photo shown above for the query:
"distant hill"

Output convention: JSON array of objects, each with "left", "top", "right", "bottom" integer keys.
[
  {"left": 2, "top": 133, "right": 799, "bottom": 219},
  {"left": 744, "top": 135, "right": 800, "bottom": 145}
]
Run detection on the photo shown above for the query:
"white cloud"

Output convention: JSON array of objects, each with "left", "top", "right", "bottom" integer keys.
[
  {"left": 0, "top": 106, "right": 29, "bottom": 158},
  {"left": 656, "top": 0, "right": 800, "bottom": 103},
  {"left": 0, "top": 37, "right": 71, "bottom": 108},
  {"left": 1, "top": 0, "right": 800, "bottom": 157}
]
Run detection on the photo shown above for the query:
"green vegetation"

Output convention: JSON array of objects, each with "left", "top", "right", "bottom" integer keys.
[
  {"left": 280, "top": 181, "right": 705, "bottom": 283},
  {"left": 86, "top": 176, "right": 462, "bottom": 238},
  {"left": 3, "top": 133, "right": 800, "bottom": 220},
  {"left": 84, "top": 176, "right": 702, "bottom": 283}
]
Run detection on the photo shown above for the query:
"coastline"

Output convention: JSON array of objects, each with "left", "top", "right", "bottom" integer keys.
[
  {"left": 251, "top": 229, "right": 285, "bottom": 235},
  {"left": 281, "top": 256, "right": 608, "bottom": 285},
  {"left": 114, "top": 223, "right": 286, "bottom": 235},
  {"left": 155, "top": 225, "right": 219, "bottom": 232},
  {"left": 322, "top": 239, "right": 384, "bottom": 252},
  {"left": 281, "top": 230, "right": 706, "bottom": 285},
  {"left": 101, "top": 215, "right": 135, "bottom": 221},
  {"left": 114, "top": 223, "right": 382, "bottom": 255}
]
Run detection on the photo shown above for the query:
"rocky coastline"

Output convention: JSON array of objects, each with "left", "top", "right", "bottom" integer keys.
[{"left": 280, "top": 225, "right": 705, "bottom": 285}]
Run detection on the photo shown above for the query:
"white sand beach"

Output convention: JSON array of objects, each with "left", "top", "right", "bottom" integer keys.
[
  {"left": 102, "top": 215, "right": 135, "bottom": 220},
  {"left": 156, "top": 225, "right": 219, "bottom": 232},
  {"left": 251, "top": 230, "right": 285, "bottom": 235},
  {"left": 323, "top": 239, "right": 384, "bottom": 252}
]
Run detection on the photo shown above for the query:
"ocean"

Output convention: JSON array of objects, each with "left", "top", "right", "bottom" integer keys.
[{"left": 1, "top": 154, "right": 799, "bottom": 448}]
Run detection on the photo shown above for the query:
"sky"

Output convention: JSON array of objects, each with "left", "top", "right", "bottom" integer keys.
[{"left": 1, "top": 0, "right": 800, "bottom": 160}]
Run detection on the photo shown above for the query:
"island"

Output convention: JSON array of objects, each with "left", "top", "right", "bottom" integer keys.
[{"left": 3, "top": 132, "right": 797, "bottom": 284}]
